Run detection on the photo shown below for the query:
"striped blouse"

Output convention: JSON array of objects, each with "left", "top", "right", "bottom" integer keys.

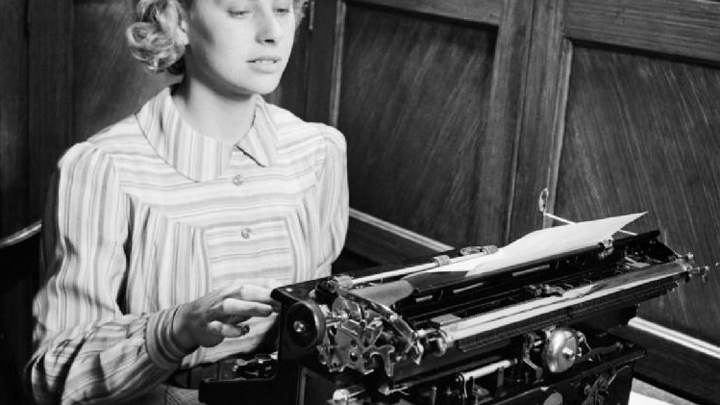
[{"left": 27, "top": 88, "right": 349, "bottom": 404}]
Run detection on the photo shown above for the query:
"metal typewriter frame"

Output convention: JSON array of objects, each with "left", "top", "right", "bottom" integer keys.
[{"left": 199, "top": 231, "right": 708, "bottom": 405}]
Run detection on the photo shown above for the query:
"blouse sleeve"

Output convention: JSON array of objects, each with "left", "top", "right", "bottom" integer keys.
[
  {"left": 313, "top": 125, "right": 349, "bottom": 278},
  {"left": 27, "top": 143, "right": 193, "bottom": 405}
]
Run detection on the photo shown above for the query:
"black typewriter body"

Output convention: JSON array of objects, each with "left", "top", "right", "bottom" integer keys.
[{"left": 199, "top": 231, "right": 705, "bottom": 405}]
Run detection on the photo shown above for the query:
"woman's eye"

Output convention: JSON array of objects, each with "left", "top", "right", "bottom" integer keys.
[
  {"left": 229, "top": 10, "right": 251, "bottom": 17},
  {"left": 274, "top": 8, "right": 291, "bottom": 15}
]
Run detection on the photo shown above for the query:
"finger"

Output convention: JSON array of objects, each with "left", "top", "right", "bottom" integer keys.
[
  {"left": 223, "top": 323, "right": 251, "bottom": 338},
  {"left": 211, "top": 299, "right": 273, "bottom": 321},
  {"left": 206, "top": 285, "right": 241, "bottom": 302},
  {"left": 223, "top": 299, "right": 273, "bottom": 317},
  {"left": 224, "top": 314, "right": 252, "bottom": 325},
  {"left": 207, "top": 321, "right": 250, "bottom": 338},
  {"left": 225, "top": 285, "right": 276, "bottom": 304},
  {"left": 257, "top": 280, "right": 284, "bottom": 311},
  {"left": 206, "top": 320, "right": 224, "bottom": 336}
]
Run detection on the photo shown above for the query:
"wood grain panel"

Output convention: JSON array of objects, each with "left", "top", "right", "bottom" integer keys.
[
  {"left": 338, "top": 4, "right": 498, "bottom": 247},
  {"left": 566, "top": 0, "right": 720, "bottom": 66},
  {"left": 0, "top": 2, "right": 34, "bottom": 402},
  {"left": 27, "top": 0, "right": 74, "bottom": 224},
  {"left": 470, "top": 0, "right": 535, "bottom": 244},
  {"left": 557, "top": 45, "right": 720, "bottom": 345},
  {"left": 506, "top": 0, "right": 568, "bottom": 242},
  {"left": 0, "top": 0, "right": 29, "bottom": 237},
  {"left": 349, "top": 0, "right": 502, "bottom": 26},
  {"left": 304, "top": 0, "right": 341, "bottom": 124},
  {"left": 2, "top": 2, "right": 59, "bottom": 403},
  {"left": 73, "top": 0, "right": 176, "bottom": 142}
]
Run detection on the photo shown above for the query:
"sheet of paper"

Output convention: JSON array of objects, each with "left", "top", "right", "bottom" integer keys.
[{"left": 418, "top": 212, "right": 645, "bottom": 277}]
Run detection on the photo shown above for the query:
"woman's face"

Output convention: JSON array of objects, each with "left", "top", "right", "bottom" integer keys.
[{"left": 182, "top": 0, "right": 296, "bottom": 98}]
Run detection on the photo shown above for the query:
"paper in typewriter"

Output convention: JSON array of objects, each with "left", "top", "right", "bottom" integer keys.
[{"left": 418, "top": 212, "right": 645, "bottom": 277}]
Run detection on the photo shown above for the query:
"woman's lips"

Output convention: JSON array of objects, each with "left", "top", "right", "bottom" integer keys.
[
  {"left": 247, "top": 57, "right": 282, "bottom": 73},
  {"left": 249, "top": 58, "right": 280, "bottom": 64}
]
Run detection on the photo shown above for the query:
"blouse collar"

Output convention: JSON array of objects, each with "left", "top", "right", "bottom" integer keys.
[{"left": 136, "top": 87, "right": 279, "bottom": 182}]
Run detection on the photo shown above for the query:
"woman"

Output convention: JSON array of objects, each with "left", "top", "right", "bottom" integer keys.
[{"left": 26, "top": 0, "right": 348, "bottom": 403}]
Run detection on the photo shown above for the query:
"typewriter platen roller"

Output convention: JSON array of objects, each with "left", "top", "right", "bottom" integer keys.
[{"left": 199, "top": 230, "right": 709, "bottom": 405}]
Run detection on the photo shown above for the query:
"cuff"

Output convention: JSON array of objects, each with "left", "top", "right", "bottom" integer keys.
[{"left": 145, "top": 307, "right": 196, "bottom": 370}]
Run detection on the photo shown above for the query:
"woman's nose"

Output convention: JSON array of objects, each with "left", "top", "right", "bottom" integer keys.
[{"left": 256, "top": 12, "right": 285, "bottom": 44}]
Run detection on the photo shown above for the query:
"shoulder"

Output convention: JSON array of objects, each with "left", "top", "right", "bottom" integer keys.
[
  {"left": 264, "top": 103, "right": 346, "bottom": 159},
  {"left": 57, "top": 115, "right": 146, "bottom": 174},
  {"left": 85, "top": 115, "right": 149, "bottom": 155}
]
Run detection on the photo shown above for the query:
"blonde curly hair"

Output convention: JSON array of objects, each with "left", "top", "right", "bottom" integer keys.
[{"left": 126, "top": 0, "right": 307, "bottom": 75}]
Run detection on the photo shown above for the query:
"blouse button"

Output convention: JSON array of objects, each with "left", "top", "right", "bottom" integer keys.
[
  {"left": 232, "top": 175, "right": 244, "bottom": 186},
  {"left": 241, "top": 228, "right": 252, "bottom": 239}
]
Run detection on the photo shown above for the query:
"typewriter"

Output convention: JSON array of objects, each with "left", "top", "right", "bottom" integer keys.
[{"left": 199, "top": 215, "right": 709, "bottom": 405}]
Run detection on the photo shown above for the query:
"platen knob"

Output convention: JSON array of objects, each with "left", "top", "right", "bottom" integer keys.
[{"left": 286, "top": 300, "right": 326, "bottom": 350}]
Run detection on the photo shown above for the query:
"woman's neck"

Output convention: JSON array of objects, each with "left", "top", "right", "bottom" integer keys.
[{"left": 171, "top": 79, "right": 256, "bottom": 145}]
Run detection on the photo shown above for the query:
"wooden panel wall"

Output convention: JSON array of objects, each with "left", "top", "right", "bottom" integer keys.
[
  {"left": 509, "top": 0, "right": 720, "bottom": 239},
  {"left": 305, "top": 0, "right": 534, "bottom": 262},
  {"left": 559, "top": 47, "right": 720, "bottom": 342},
  {"left": 27, "top": 0, "right": 74, "bottom": 220},
  {"left": 1, "top": 0, "right": 73, "bottom": 236},
  {"left": 339, "top": 5, "right": 495, "bottom": 246},
  {"left": 0, "top": 0, "right": 29, "bottom": 236},
  {"left": 506, "top": 0, "right": 720, "bottom": 402},
  {"left": 0, "top": 3, "right": 31, "bottom": 403},
  {"left": 553, "top": 46, "right": 720, "bottom": 399},
  {"left": 1, "top": 0, "right": 72, "bottom": 404}
]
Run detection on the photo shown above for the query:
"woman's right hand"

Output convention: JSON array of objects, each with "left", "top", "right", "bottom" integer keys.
[{"left": 171, "top": 283, "right": 278, "bottom": 350}]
